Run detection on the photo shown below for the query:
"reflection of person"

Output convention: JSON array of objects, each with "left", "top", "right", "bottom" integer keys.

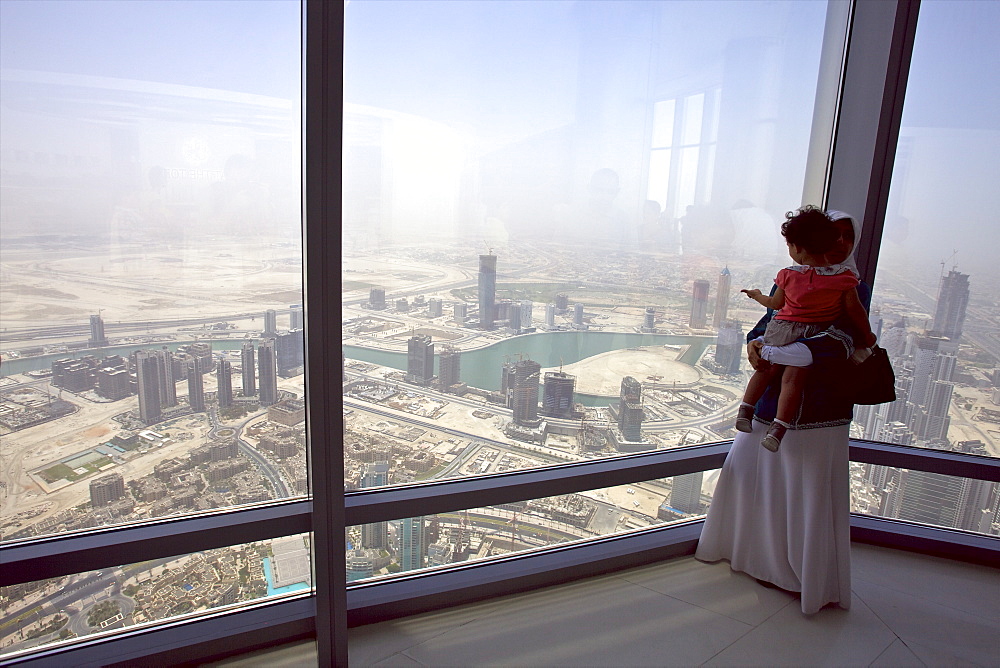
[
  {"left": 696, "top": 209, "right": 869, "bottom": 615},
  {"left": 736, "top": 207, "right": 875, "bottom": 452}
]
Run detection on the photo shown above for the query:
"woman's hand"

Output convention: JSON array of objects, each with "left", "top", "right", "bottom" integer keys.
[{"left": 747, "top": 339, "right": 770, "bottom": 371}]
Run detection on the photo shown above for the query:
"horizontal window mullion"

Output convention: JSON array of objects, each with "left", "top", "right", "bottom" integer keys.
[
  {"left": 0, "top": 499, "right": 312, "bottom": 588},
  {"left": 345, "top": 443, "right": 731, "bottom": 525},
  {"left": 849, "top": 440, "right": 1000, "bottom": 482}
]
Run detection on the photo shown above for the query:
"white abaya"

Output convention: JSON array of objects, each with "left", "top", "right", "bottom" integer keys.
[{"left": 695, "top": 420, "right": 852, "bottom": 614}]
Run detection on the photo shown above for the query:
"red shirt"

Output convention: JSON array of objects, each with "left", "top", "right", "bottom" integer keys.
[{"left": 774, "top": 266, "right": 859, "bottom": 323}]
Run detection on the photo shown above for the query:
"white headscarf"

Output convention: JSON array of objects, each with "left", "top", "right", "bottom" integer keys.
[{"left": 826, "top": 209, "right": 861, "bottom": 278}]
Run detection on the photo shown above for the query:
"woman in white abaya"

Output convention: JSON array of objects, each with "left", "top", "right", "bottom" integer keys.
[{"left": 696, "top": 210, "right": 865, "bottom": 615}]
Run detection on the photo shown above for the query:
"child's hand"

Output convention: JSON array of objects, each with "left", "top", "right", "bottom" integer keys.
[{"left": 741, "top": 289, "right": 762, "bottom": 300}]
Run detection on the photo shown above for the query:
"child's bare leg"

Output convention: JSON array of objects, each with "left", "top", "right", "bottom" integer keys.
[
  {"left": 762, "top": 366, "right": 808, "bottom": 452},
  {"left": 736, "top": 364, "right": 781, "bottom": 432}
]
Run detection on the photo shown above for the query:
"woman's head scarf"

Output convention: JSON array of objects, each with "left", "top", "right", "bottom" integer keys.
[{"left": 826, "top": 209, "right": 861, "bottom": 278}]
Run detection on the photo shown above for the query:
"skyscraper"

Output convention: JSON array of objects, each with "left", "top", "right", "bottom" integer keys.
[
  {"left": 671, "top": 472, "right": 704, "bottom": 514},
  {"left": 289, "top": 304, "right": 304, "bottom": 330},
  {"left": 715, "top": 320, "right": 744, "bottom": 374},
  {"left": 135, "top": 351, "right": 162, "bottom": 425},
  {"left": 241, "top": 341, "right": 256, "bottom": 397},
  {"left": 369, "top": 287, "right": 386, "bottom": 310},
  {"left": 713, "top": 267, "right": 731, "bottom": 328},
  {"left": 406, "top": 334, "right": 435, "bottom": 385},
  {"left": 360, "top": 460, "right": 391, "bottom": 551},
  {"left": 618, "top": 376, "right": 643, "bottom": 442},
  {"left": 154, "top": 349, "right": 177, "bottom": 407},
  {"left": 511, "top": 359, "right": 541, "bottom": 426},
  {"left": 258, "top": 339, "right": 279, "bottom": 406},
  {"left": 508, "top": 305, "right": 521, "bottom": 332},
  {"left": 275, "top": 330, "right": 305, "bottom": 376},
  {"left": 217, "top": 359, "right": 234, "bottom": 409},
  {"left": 930, "top": 269, "right": 970, "bottom": 341},
  {"left": 478, "top": 253, "right": 497, "bottom": 330},
  {"left": 643, "top": 307, "right": 656, "bottom": 332},
  {"left": 263, "top": 309, "right": 278, "bottom": 337},
  {"left": 188, "top": 358, "right": 205, "bottom": 412},
  {"left": 89, "top": 314, "right": 109, "bottom": 348},
  {"left": 555, "top": 293, "right": 569, "bottom": 313},
  {"left": 690, "top": 279, "right": 710, "bottom": 329},
  {"left": 399, "top": 517, "right": 425, "bottom": 571},
  {"left": 438, "top": 347, "right": 461, "bottom": 390},
  {"left": 542, "top": 371, "right": 575, "bottom": 418},
  {"left": 545, "top": 303, "right": 556, "bottom": 328},
  {"left": 520, "top": 300, "right": 533, "bottom": 329},
  {"left": 573, "top": 303, "right": 585, "bottom": 327},
  {"left": 454, "top": 302, "right": 467, "bottom": 323}
]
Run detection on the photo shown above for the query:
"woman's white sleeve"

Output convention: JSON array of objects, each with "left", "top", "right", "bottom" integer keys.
[{"left": 760, "top": 341, "right": 814, "bottom": 367}]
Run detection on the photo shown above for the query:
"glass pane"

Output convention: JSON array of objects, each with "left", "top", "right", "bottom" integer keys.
[
  {"left": 0, "top": 0, "right": 305, "bottom": 547},
  {"left": 850, "top": 464, "right": 998, "bottom": 536},
  {"left": 0, "top": 534, "right": 310, "bottom": 656},
  {"left": 342, "top": 0, "right": 838, "bottom": 492},
  {"left": 347, "top": 472, "right": 719, "bottom": 581},
  {"left": 867, "top": 0, "right": 999, "bottom": 459},
  {"left": 652, "top": 99, "right": 676, "bottom": 148}
]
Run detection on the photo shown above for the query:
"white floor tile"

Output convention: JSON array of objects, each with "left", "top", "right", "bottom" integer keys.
[
  {"left": 869, "top": 639, "right": 925, "bottom": 667},
  {"left": 704, "top": 592, "right": 896, "bottom": 667},
  {"left": 853, "top": 579, "right": 1000, "bottom": 667},
  {"left": 619, "top": 557, "right": 797, "bottom": 626},
  {"left": 402, "top": 574, "right": 752, "bottom": 667}
]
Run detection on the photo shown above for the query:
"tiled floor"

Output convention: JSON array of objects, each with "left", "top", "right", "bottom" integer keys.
[{"left": 210, "top": 543, "right": 999, "bottom": 667}]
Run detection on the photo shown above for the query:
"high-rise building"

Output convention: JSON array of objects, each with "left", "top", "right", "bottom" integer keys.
[
  {"left": 917, "top": 380, "right": 953, "bottom": 442},
  {"left": 359, "top": 461, "right": 390, "bottom": 549},
  {"left": 671, "top": 472, "right": 704, "bottom": 514},
  {"left": 89, "top": 314, "right": 109, "bottom": 348},
  {"left": 542, "top": 371, "right": 575, "bottom": 418},
  {"left": 508, "top": 305, "right": 521, "bottom": 332},
  {"left": 369, "top": 287, "right": 386, "bottom": 310},
  {"left": 428, "top": 298, "right": 443, "bottom": 318},
  {"left": 154, "top": 349, "right": 177, "bottom": 407},
  {"left": 713, "top": 267, "right": 731, "bottom": 328},
  {"left": 573, "top": 303, "right": 585, "bottom": 328},
  {"left": 241, "top": 341, "right": 256, "bottom": 397},
  {"left": 520, "top": 300, "right": 533, "bottom": 329},
  {"left": 258, "top": 340, "right": 279, "bottom": 406},
  {"left": 715, "top": 320, "right": 744, "bottom": 374},
  {"left": 478, "top": 253, "right": 497, "bottom": 330},
  {"left": 275, "top": 330, "right": 305, "bottom": 376},
  {"left": 555, "top": 293, "right": 569, "bottom": 313},
  {"left": 545, "top": 304, "right": 556, "bottom": 327},
  {"left": 96, "top": 367, "right": 131, "bottom": 401},
  {"left": 289, "top": 304, "right": 304, "bottom": 330},
  {"left": 90, "top": 473, "right": 126, "bottom": 508},
  {"left": 217, "top": 359, "right": 234, "bottom": 408},
  {"left": 263, "top": 309, "right": 278, "bottom": 337},
  {"left": 454, "top": 302, "right": 467, "bottom": 323},
  {"left": 642, "top": 307, "right": 656, "bottom": 332},
  {"left": 896, "top": 469, "right": 964, "bottom": 528},
  {"left": 438, "top": 347, "right": 461, "bottom": 390},
  {"left": 406, "top": 334, "right": 435, "bottom": 385},
  {"left": 501, "top": 360, "right": 517, "bottom": 407},
  {"left": 135, "top": 350, "right": 162, "bottom": 425},
  {"left": 399, "top": 517, "right": 425, "bottom": 571},
  {"left": 690, "top": 279, "right": 710, "bottom": 329},
  {"left": 511, "top": 359, "right": 541, "bottom": 426},
  {"left": 930, "top": 269, "right": 970, "bottom": 341},
  {"left": 188, "top": 358, "right": 205, "bottom": 412},
  {"left": 618, "top": 376, "right": 643, "bottom": 441}
]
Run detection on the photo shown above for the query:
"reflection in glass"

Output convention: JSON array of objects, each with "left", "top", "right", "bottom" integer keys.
[
  {"left": 348, "top": 472, "right": 718, "bottom": 582},
  {"left": 342, "top": 0, "right": 835, "bottom": 497},
  {"left": 0, "top": 534, "right": 311, "bottom": 655},
  {"left": 864, "top": 0, "right": 999, "bottom": 461}
]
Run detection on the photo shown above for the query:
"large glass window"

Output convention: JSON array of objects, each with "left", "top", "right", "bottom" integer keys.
[
  {"left": 0, "top": 0, "right": 306, "bottom": 647},
  {"left": 342, "top": 3, "right": 836, "bottom": 481},
  {"left": 853, "top": 0, "right": 999, "bottom": 536}
]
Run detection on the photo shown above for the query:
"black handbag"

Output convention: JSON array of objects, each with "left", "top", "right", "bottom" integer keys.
[{"left": 849, "top": 346, "right": 896, "bottom": 405}]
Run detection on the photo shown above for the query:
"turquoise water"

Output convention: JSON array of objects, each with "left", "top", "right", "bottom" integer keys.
[
  {"left": 344, "top": 330, "right": 712, "bottom": 393},
  {"left": 262, "top": 556, "right": 310, "bottom": 596}
]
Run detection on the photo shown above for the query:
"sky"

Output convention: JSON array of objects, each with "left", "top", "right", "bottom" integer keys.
[{"left": 0, "top": 0, "right": 997, "bottom": 279}]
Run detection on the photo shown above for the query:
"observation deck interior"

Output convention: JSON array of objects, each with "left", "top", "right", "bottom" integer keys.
[{"left": 212, "top": 543, "right": 999, "bottom": 667}]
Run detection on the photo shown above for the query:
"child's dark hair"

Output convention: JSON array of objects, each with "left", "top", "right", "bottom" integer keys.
[{"left": 781, "top": 205, "right": 838, "bottom": 256}]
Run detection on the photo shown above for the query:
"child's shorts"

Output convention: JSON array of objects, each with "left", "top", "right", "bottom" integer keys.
[{"left": 762, "top": 319, "right": 828, "bottom": 347}]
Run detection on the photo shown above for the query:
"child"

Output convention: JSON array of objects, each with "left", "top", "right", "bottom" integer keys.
[{"left": 737, "top": 206, "right": 876, "bottom": 452}]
